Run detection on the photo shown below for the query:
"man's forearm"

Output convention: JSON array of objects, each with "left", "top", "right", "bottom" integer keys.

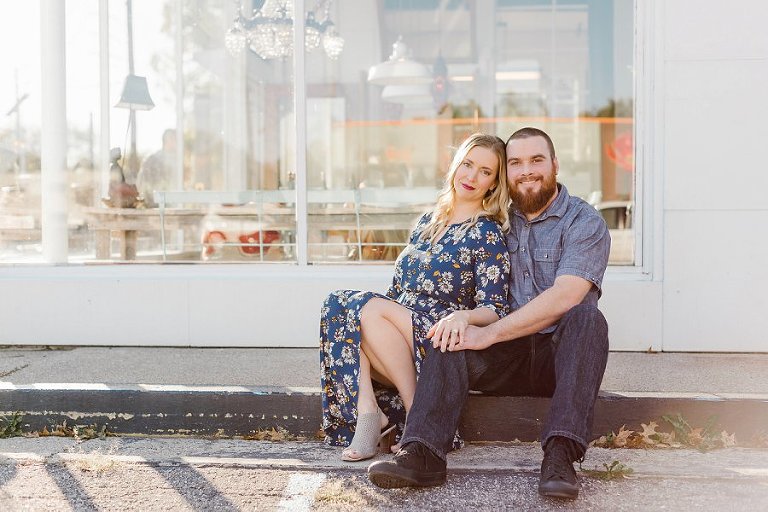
[
  {"left": 484, "top": 276, "right": 593, "bottom": 345},
  {"left": 467, "top": 306, "right": 501, "bottom": 327}
]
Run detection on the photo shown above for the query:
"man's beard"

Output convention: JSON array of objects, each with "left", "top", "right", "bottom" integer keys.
[{"left": 509, "top": 171, "right": 558, "bottom": 215}]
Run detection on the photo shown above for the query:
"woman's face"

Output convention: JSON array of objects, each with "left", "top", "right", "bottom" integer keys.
[{"left": 453, "top": 145, "right": 499, "bottom": 206}]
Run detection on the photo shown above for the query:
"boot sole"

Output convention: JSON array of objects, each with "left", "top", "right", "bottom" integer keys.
[
  {"left": 538, "top": 482, "right": 579, "bottom": 500},
  {"left": 368, "top": 464, "right": 446, "bottom": 489}
]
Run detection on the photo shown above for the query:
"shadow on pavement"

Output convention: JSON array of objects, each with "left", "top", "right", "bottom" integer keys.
[
  {"left": 45, "top": 463, "right": 99, "bottom": 512},
  {"left": 0, "top": 457, "right": 18, "bottom": 499},
  {"left": 153, "top": 463, "right": 239, "bottom": 512}
]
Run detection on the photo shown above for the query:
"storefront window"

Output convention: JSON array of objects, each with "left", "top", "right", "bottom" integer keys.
[
  {"left": 305, "top": 0, "right": 635, "bottom": 265},
  {"left": 0, "top": 0, "right": 634, "bottom": 265}
]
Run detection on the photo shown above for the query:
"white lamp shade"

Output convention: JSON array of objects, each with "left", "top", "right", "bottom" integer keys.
[
  {"left": 368, "top": 59, "right": 432, "bottom": 86},
  {"left": 381, "top": 84, "right": 433, "bottom": 105},
  {"left": 368, "top": 36, "right": 432, "bottom": 86}
]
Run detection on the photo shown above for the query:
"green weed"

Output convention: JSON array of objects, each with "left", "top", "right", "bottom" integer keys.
[
  {"left": 581, "top": 460, "right": 634, "bottom": 480},
  {"left": 0, "top": 412, "right": 24, "bottom": 438}
]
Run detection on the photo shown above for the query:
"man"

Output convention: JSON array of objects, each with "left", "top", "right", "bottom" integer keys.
[
  {"left": 368, "top": 127, "right": 611, "bottom": 500},
  {"left": 137, "top": 128, "right": 177, "bottom": 207}
]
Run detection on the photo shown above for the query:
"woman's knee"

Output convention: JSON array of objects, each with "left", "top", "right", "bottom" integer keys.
[{"left": 360, "top": 297, "right": 389, "bottom": 323}]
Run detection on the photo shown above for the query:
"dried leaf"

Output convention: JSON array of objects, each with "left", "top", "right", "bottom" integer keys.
[
  {"left": 613, "top": 426, "right": 634, "bottom": 447},
  {"left": 720, "top": 431, "right": 737, "bottom": 448}
]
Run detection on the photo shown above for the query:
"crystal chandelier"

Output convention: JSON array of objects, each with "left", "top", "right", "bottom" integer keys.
[{"left": 225, "top": 0, "right": 344, "bottom": 60}]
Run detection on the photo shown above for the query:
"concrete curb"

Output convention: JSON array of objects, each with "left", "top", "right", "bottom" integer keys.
[{"left": 2, "top": 385, "right": 767, "bottom": 443}]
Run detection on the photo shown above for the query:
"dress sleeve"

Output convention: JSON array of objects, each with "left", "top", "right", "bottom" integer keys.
[
  {"left": 471, "top": 221, "right": 511, "bottom": 318},
  {"left": 386, "top": 212, "right": 429, "bottom": 299},
  {"left": 385, "top": 269, "right": 402, "bottom": 300}
]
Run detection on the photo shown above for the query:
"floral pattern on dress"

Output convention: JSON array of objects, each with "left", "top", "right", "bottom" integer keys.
[{"left": 320, "top": 214, "right": 511, "bottom": 447}]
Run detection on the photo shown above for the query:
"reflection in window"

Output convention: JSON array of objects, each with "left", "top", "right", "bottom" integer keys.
[{"left": 0, "top": 0, "right": 635, "bottom": 265}]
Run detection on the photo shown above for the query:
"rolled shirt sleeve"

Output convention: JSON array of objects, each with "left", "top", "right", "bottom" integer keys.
[{"left": 555, "top": 205, "right": 611, "bottom": 297}]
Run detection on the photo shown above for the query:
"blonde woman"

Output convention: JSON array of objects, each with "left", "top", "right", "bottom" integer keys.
[{"left": 320, "top": 133, "right": 512, "bottom": 462}]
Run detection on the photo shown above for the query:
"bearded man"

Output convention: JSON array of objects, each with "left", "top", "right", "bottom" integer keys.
[{"left": 368, "top": 127, "right": 611, "bottom": 500}]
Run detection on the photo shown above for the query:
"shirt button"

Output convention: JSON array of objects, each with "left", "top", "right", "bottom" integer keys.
[
  {"left": 524, "top": 271, "right": 530, "bottom": 277},
  {"left": 521, "top": 247, "right": 526, "bottom": 253}
]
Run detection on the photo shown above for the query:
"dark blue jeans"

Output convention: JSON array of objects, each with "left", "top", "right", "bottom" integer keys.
[{"left": 399, "top": 304, "right": 609, "bottom": 460}]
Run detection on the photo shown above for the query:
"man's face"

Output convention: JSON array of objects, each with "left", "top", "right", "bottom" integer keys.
[{"left": 506, "top": 136, "right": 559, "bottom": 216}]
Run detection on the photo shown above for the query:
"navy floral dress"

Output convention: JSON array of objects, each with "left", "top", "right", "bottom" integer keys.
[{"left": 320, "top": 214, "right": 511, "bottom": 447}]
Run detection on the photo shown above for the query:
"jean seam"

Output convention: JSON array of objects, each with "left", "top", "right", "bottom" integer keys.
[
  {"left": 543, "top": 429, "right": 587, "bottom": 451},
  {"left": 399, "top": 435, "right": 447, "bottom": 461}
]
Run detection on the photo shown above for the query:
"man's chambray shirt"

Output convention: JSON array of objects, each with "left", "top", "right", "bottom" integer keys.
[{"left": 506, "top": 184, "right": 610, "bottom": 334}]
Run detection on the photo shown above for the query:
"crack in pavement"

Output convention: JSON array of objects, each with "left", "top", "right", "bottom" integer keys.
[{"left": 0, "top": 364, "right": 29, "bottom": 379}]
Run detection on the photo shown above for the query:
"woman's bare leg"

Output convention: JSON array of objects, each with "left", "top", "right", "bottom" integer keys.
[
  {"left": 360, "top": 298, "right": 417, "bottom": 412},
  {"left": 344, "top": 298, "right": 419, "bottom": 459}
]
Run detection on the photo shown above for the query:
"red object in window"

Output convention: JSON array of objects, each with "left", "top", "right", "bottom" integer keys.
[
  {"left": 202, "top": 231, "right": 227, "bottom": 256},
  {"left": 605, "top": 131, "right": 634, "bottom": 172},
  {"left": 238, "top": 230, "right": 280, "bottom": 255}
]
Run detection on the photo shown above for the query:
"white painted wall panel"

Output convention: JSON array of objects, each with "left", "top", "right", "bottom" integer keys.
[
  {"left": 601, "top": 279, "right": 663, "bottom": 352},
  {"left": 0, "top": 267, "right": 190, "bottom": 345},
  {"left": 186, "top": 266, "right": 391, "bottom": 347},
  {"left": 664, "top": 60, "right": 768, "bottom": 211},
  {"left": 665, "top": 0, "right": 768, "bottom": 61},
  {"left": 663, "top": 210, "right": 768, "bottom": 351},
  {"left": 0, "top": 266, "right": 650, "bottom": 350}
]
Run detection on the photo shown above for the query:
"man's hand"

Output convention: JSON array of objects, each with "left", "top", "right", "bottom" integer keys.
[{"left": 449, "top": 325, "right": 496, "bottom": 352}]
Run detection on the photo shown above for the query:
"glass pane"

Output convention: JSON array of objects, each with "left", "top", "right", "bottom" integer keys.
[
  {"left": 0, "top": 0, "right": 298, "bottom": 264},
  {"left": 0, "top": 3, "right": 43, "bottom": 262},
  {"left": 90, "top": 0, "right": 298, "bottom": 263},
  {"left": 305, "top": 0, "right": 635, "bottom": 265}
]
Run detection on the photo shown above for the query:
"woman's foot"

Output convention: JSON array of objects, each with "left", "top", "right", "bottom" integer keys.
[{"left": 342, "top": 409, "right": 395, "bottom": 462}]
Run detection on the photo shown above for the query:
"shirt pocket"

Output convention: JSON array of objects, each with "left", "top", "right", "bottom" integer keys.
[{"left": 533, "top": 247, "right": 562, "bottom": 287}]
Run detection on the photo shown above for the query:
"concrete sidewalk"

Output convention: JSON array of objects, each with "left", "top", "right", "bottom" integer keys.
[{"left": 1, "top": 347, "right": 767, "bottom": 443}]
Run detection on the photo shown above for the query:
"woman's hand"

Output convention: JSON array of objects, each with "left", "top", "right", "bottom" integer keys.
[{"left": 429, "top": 310, "right": 470, "bottom": 352}]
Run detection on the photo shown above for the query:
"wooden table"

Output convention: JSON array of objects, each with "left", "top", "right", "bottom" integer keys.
[
  {"left": 82, "top": 204, "right": 429, "bottom": 261},
  {"left": 82, "top": 207, "right": 206, "bottom": 260}
]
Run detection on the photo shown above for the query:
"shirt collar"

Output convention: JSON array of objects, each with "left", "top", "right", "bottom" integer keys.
[{"left": 511, "top": 183, "right": 570, "bottom": 223}]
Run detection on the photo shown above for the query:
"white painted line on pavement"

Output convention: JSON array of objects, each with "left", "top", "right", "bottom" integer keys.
[
  {"left": 277, "top": 472, "right": 326, "bottom": 512},
  {"left": 180, "top": 456, "right": 308, "bottom": 467},
  {"left": 726, "top": 467, "right": 768, "bottom": 477},
  {"left": 0, "top": 452, "right": 46, "bottom": 462}
]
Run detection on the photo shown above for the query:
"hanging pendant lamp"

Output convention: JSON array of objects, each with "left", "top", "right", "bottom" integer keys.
[
  {"left": 368, "top": 36, "right": 431, "bottom": 86},
  {"left": 115, "top": 74, "right": 155, "bottom": 111}
]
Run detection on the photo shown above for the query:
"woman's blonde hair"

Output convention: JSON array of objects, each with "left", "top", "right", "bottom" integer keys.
[{"left": 420, "top": 133, "right": 510, "bottom": 244}]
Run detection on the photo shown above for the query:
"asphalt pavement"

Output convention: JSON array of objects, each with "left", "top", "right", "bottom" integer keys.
[{"left": 1, "top": 436, "right": 767, "bottom": 511}]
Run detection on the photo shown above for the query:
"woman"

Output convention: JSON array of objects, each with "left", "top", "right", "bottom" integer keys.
[{"left": 320, "top": 133, "right": 511, "bottom": 462}]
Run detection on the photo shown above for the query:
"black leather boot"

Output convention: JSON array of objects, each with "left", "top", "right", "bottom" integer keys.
[{"left": 538, "top": 436, "right": 582, "bottom": 499}]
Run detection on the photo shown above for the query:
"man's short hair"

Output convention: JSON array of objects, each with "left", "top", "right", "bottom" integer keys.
[{"left": 506, "top": 127, "right": 556, "bottom": 160}]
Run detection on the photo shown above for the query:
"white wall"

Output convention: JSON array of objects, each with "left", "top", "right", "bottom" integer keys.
[
  {"left": 661, "top": 0, "right": 768, "bottom": 351},
  {"left": 0, "top": 265, "right": 661, "bottom": 350}
]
